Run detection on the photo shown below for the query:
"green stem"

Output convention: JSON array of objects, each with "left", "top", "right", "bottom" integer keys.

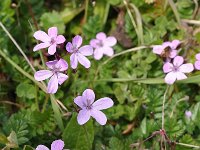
[
  {"left": 103, "top": 3, "right": 110, "bottom": 27},
  {"left": 162, "top": 86, "right": 169, "bottom": 129},
  {"left": 0, "top": 21, "right": 36, "bottom": 72},
  {"left": 84, "top": 0, "right": 89, "bottom": 23},
  {"left": 42, "top": 95, "right": 50, "bottom": 113},
  {"left": 0, "top": 49, "right": 46, "bottom": 92},
  {"left": 176, "top": 142, "right": 200, "bottom": 148}
]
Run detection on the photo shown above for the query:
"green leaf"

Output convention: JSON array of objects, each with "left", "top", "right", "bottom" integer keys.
[
  {"left": 140, "top": 117, "right": 147, "bottom": 135},
  {"left": 62, "top": 113, "right": 94, "bottom": 150},
  {"left": 108, "top": 137, "right": 124, "bottom": 150},
  {"left": 23, "top": 145, "right": 35, "bottom": 150},
  {"left": 0, "top": 133, "right": 8, "bottom": 145},
  {"left": 6, "top": 131, "right": 18, "bottom": 148},
  {"left": 16, "top": 83, "right": 36, "bottom": 99}
]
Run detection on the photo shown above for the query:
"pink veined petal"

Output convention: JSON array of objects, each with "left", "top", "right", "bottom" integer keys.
[
  {"left": 179, "top": 63, "right": 194, "bottom": 73},
  {"left": 163, "top": 62, "right": 173, "bottom": 73},
  {"left": 48, "top": 27, "right": 58, "bottom": 38},
  {"left": 34, "top": 70, "right": 53, "bottom": 81},
  {"left": 66, "top": 42, "right": 73, "bottom": 53},
  {"left": 72, "top": 35, "right": 82, "bottom": 48},
  {"left": 48, "top": 44, "right": 57, "bottom": 55},
  {"left": 70, "top": 54, "right": 78, "bottom": 69},
  {"left": 82, "top": 89, "right": 95, "bottom": 105},
  {"left": 36, "top": 145, "right": 49, "bottom": 150},
  {"left": 162, "top": 41, "right": 171, "bottom": 49},
  {"left": 96, "top": 32, "right": 106, "bottom": 40},
  {"left": 176, "top": 72, "right": 187, "bottom": 80},
  {"left": 33, "top": 43, "right": 50, "bottom": 51},
  {"left": 77, "top": 53, "right": 91, "bottom": 68},
  {"left": 79, "top": 45, "right": 93, "bottom": 56},
  {"left": 56, "top": 35, "right": 66, "bottom": 44},
  {"left": 152, "top": 45, "right": 163, "bottom": 55},
  {"left": 173, "top": 56, "right": 184, "bottom": 67},
  {"left": 46, "top": 60, "right": 58, "bottom": 69},
  {"left": 55, "top": 59, "right": 68, "bottom": 71},
  {"left": 196, "top": 53, "right": 200, "bottom": 60},
  {"left": 47, "top": 74, "right": 58, "bottom": 94},
  {"left": 104, "top": 36, "right": 117, "bottom": 47},
  {"left": 94, "top": 48, "right": 104, "bottom": 60},
  {"left": 51, "top": 139, "right": 64, "bottom": 150},
  {"left": 57, "top": 73, "right": 68, "bottom": 85},
  {"left": 74, "top": 96, "right": 85, "bottom": 109},
  {"left": 103, "top": 47, "right": 114, "bottom": 57},
  {"left": 195, "top": 61, "right": 200, "bottom": 70},
  {"left": 170, "top": 40, "right": 180, "bottom": 50},
  {"left": 169, "top": 50, "right": 177, "bottom": 58},
  {"left": 77, "top": 109, "right": 91, "bottom": 125},
  {"left": 165, "top": 72, "right": 177, "bottom": 85},
  {"left": 91, "top": 109, "right": 107, "bottom": 125},
  {"left": 90, "top": 39, "right": 99, "bottom": 48},
  {"left": 92, "top": 97, "right": 114, "bottom": 110},
  {"left": 34, "top": 31, "right": 50, "bottom": 43}
]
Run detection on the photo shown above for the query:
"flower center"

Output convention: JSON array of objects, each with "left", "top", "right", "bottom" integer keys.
[
  {"left": 50, "top": 38, "right": 56, "bottom": 45},
  {"left": 172, "top": 65, "right": 179, "bottom": 72},
  {"left": 86, "top": 105, "right": 92, "bottom": 110},
  {"left": 97, "top": 40, "right": 104, "bottom": 47}
]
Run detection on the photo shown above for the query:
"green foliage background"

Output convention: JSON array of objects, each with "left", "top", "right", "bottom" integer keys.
[{"left": 1, "top": 0, "right": 200, "bottom": 149}]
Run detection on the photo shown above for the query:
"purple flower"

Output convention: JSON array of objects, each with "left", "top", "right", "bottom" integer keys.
[
  {"left": 66, "top": 35, "right": 93, "bottom": 69},
  {"left": 153, "top": 40, "right": 180, "bottom": 59},
  {"left": 36, "top": 139, "right": 64, "bottom": 150},
  {"left": 34, "top": 59, "right": 68, "bottom": 94},
  {"left": 163, "top": 56, "right": 194, "bottom": 84},
  {"left": 185, "top": 110, "right": 192, "bottom": 118},
  {"left": 74, "top": 89, "right": 114, "bottom": 125},
  {"left": 33, "top": 27, "right": 66, "bottom": 55},
  {"left": 194, "top": 53, "right": 200, "bottom": 70},
  {"left": 90, "top": 32, "right": 117, "bottom": 60}
]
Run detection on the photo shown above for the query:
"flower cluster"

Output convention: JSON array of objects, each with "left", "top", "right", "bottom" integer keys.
[
  {"left": 33, "top": 27, "right": 117, "bottom": 94},
  {"left": 153, "top": 40, "right": 195, "bottom": 84}
]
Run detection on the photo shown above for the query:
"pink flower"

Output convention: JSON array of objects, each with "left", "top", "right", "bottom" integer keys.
[
  {"left": 90, "top": 32, "right": 117, "bottom": 60},
  {"left": 36, "top": 139, "right": 64, "bottom": 150},
  {"left": 34, "top": 59, "right": 68, "bottom": 94},
  {"left": 163, "top": 56, "right": 194, "bottom": 84},
  {"left": 66, "top": 35, "right": 93, "bottom": 69},
  {"left": 153, "top": 40, "right": 180, "bottom": 59},
  {"left": 33, "top": 27, "right": 66, "bottom": 55},
  {"left": 74, "top": 89, "right": 114, "bottom": 125},
  {"left": 185, "top": 110, "right": 192, "bottom": 118},
  {"left": 194, "top": 53, "right": 200, "bottom": 70}
]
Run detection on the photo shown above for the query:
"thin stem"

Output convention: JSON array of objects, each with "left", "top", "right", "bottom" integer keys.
[
  {"left": 103, "top": 3, "right": 110, "bottom": 27},
  {"left": 35, "top": 85, "right": 39, "bottom": 111},
  {"left": 42, "top": 94, "right": 50, "bottom": 113},
  {"left": 84, "top": 0, "right": 89, "bottom": 23},
  {"left": 192, "top": 0, "right": 198, "bottom": 19},
  {"left": 0, "top": 21, "right": 36, "bottom": 72},
  {"left": 162, "top": 86, "right": 169, "bottom": 129},
  {"left": 0, "top": 50, "right": 46, "bottom": 92},
  {"left": 182, "top": 19, "right": 200, "bottom": 25},
  {"left": 176, "top": 142, "right": 200, "bottom": 148}
]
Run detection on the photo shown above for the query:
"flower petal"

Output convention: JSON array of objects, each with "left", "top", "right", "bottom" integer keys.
[
  {"left": 48, "top": 44, "right": 57, "bottom": 55},
  {"left": 48, "top": 27, "right": 57, "bottom": 38},
  {"left": 36, "top": 145, "right": 49, "bottom": 150},
  {"left": 195, "top": 61, "right": 200, "bottom": 70},
  {"left": 165, "top": 72, "right": 177, "bottom": 84},
  {"left": 46, "top": 60, "right": 58, "bottom": 69},
  {"left": 34, "top": 70, "right": 53, "bottom": 81},
  {"left": 34, "top": 31, "right": 50, "bottom": 42},
  {"left": 56, "top": 35, "right": 66, "bottom": 44},
  {"left": 94, "top": 48, "right": 104, "bottom": 60},
  {"left": 96, "top": 32, "right": 106, "bottom": 40},
  {"left": 79, "top": 45, "right": 93, "bottom": 56},
  {"left": 74, "top": 96, "right": 85, "bottom": 109},
  {"left": 169, "top": 50, "right": 177, "bottom": 58},
  {"left": 90, "top": 39, "right": 99, "bottom": 48},
  {"left": 163, "top": 62, "right": 173, "bottom": 73},
  {"left": 77, "top": 109, "right": 91, "bottom": 125},
  {"left": 33, "top": 43, "right": 50, "bottom": 51},
  {"left": 196, "top": 53, "right": 200, "bottom": 60},
  {"left": 104, "top": 36, "right": 117, "bottom": 47},
  {"left": 103, "top": 47, "right": 114, "bottom": 57},
  {"left": 57, "top": 73, "right": 68, "bottom": 85},
  {"left": 170, "top": 40, "right": 180, "bottom": 50},
  {"left": 70, "top": 54, "right": 78, "bottom": 69},
  {"left": 91, "top": 109, "right": 107, "bottom": 125},
  {"left": 77, "top": 53, "right": 91, "bottom": 68},
  {"left": 82, "top": 89, "right": 95, "bottom": 105},
  {"left": 66, "top": 42, "right": 73, "bottom": 53},
  {"left": 92, "top": 97, "right": 113, "bottom": 110},
  {"left": 176, "top": 72, "right": 187, "bottom": 80},
  {"left": 72, "top": 35, "right": 82, "bottom": 48},
  {"left": 51, "top": 139, "right": 64, "bottom": 150},
  {"left": 47, "top": 74, "right": 58, "bottom": 94},
  {"left": 179, "top": 63, "right": 194, "bottom": 73},
  {"left": 173, "top": 56, "right": 184, "bottom": 67},
  {"left": 55, "top": 59, "right": 68, "bottom": 71},
  {"left": 152, "top": 45, "right": 163, "bottom": 55}
]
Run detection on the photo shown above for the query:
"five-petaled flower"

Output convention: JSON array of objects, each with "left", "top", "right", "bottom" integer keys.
[
  {"left": 163, "top": 56, "right": 194, "bottom": 84},
  {"left": 194, "top": 53, "right": 200, "bottom": 70},
  {"left": 153, "top": 40, "right": 180, "bottom": 59},
  {"left": 34, "top": 59, "right": 68, "bottom": 94},
  {"left": 36, "top": 139, "right": 64, "bottom": 150},
  {"left": 66, "top": 35, "right": 93, "bottom": 69},
  {"left": 74, "top": 89, "right": 114, "bottom": 125},
  {"left": 33, "top": 27, "right": 66, "bottom": 55},
  {"left": 90, "top": 32, "right": 117, "bottom": 60}
]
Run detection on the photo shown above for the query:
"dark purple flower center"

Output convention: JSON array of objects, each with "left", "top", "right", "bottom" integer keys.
[
  {"left": 172, "top": 65, "right": 179, "bottom": 72},
  {"left": 97, "top": 40, "right": 104, "bottom": 47},
  {"left": 50, "top": 38, "right": 56, "bottom": 45},
  {"left": 86, "top": 105, "right": 92, "bottom": 110}
]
